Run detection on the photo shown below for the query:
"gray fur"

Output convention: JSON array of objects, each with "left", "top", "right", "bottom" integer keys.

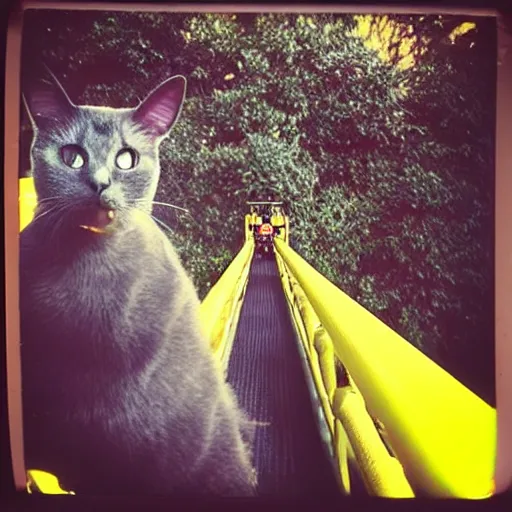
[{"left": 20, "top": 71, "right": 257, "bottom": 496}]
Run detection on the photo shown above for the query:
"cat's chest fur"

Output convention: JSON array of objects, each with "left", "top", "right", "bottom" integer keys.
[
  {"left": 19, "top": 212, "right": 202, "bottom": 398},
  {"left": 22, "top": 215, "right": 184, "bottom": 330},
  {"left": 20, "top": 214, "right": 209, "bottom": 454}
]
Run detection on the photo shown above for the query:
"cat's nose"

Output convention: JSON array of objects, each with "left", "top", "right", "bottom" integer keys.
[
  {"left": 94, "top": 181, "right": 111, "bottom": 194},
  {"left": 88, "top": 168, "right": 111, "bottom": 194}
]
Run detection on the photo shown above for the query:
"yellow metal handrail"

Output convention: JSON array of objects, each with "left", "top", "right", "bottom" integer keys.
[
  {"left": 200, "top": 239, "right": 253, "bottom": 367},
  {"left": 275, "top": 238, "right": 496, "bottom": 499},
  {"left": 275, "top": 250, "right": 413, "bottom": 497},
  {"left": 19, "top": 177, "right": 37, "bottom": 231}
]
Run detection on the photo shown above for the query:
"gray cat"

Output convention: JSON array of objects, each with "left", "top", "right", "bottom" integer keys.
[{"left": 19, "top": 70, "right": 257, "bottom": 496}]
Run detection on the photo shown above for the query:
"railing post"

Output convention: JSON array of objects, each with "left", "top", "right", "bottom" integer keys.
[
  {"left": 314, "top": 327, "right": 337, "bottom": 404},
  {"left": 244, "top": 214, "right": 251, "bottom": 242},
  {"left": 294, "top": 286, "right": 320, "bottom": 354},
  {"left": 333, "top": 388, "right": 415, "bottom": 498},
  {"left": 334, "top": 419, "right": 351, "bottom": 495}
]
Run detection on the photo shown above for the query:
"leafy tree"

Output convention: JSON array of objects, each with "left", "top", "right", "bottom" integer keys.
[{"left": 19, "top": 11, "right": 496, "bottom": 405}]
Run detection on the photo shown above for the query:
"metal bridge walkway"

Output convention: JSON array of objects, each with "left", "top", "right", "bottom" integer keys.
[{"left": 226, "top": 256, "right": 342, "bottom": 497}]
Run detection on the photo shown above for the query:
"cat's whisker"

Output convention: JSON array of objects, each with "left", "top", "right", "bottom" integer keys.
[
  {"left": 37, "top": 196, "right": 64, "bottom": 205},
  {"left": 150, "top": 214, "right": 175, "bottom": 235},
  {"left": 133, "top": 198, "right": 189, "bottom": 214},
  {"left": 44, "top": 203, "right": 74, "bottom": 244},
  {"left": 48, "top": 212, "right": 66, "bottom": 245},
  {"left": 134, "top": 198, "right": 201, "bottom": 228},
  {"left": 151, "top": 201, "right": 189, "bottom": 214},
  {"left": 32, "top": 203, "right": 66, "bottom": 224},
  {"left": 133, "top": 206, "right": 176, "bottom": 234}
]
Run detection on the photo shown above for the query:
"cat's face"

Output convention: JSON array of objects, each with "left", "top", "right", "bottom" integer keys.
[{"left": 23, "top": 71, "right": 186, "bottom": 233}]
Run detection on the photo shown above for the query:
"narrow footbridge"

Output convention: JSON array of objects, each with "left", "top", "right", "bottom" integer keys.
[{"left": 18, "top": 178, "right": 496, "bottom": 499}]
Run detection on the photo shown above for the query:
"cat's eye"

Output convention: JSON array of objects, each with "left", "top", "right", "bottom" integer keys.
[
  {"left": 61, "top": 145, "right": 87, "bottom": 169},
  {"left": 116, "top": 148, "right": 138, "bottom": 170}
]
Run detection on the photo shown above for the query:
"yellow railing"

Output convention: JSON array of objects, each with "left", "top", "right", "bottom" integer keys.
[
  {"left": 19, "top": 177, "right": 37, "bottom": 231},
  {"left": 275, "top": 250, "right": 414, "bottom": 497},
  {"left": 26, "top": 470, "right": 74, "bottom": 495},
  {"left": 200, "top": 239, "right": 254, "bottom": 369},
  {"left": 274, "top": 238, "right": 496, "bottom": 499}
]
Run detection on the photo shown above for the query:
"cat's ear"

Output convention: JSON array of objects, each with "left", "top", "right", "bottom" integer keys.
[
  {"left": 132, "top": 75, "right": 187, "bottom": 138},
  {"left": 22, "top": 68, "right": 75, "bottom": 127}
]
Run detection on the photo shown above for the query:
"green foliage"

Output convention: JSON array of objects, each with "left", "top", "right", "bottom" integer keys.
[{"left": 20, "top": 11, "right": 495, "bottom": 404}]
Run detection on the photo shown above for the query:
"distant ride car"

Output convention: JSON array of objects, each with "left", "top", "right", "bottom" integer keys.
[{"left": 246, "top": 201, "right": 286, "bottom": 259}]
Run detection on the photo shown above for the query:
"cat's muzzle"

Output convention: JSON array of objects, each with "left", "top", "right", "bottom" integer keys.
[{"left": 79, "top": 208, "right": 116, "bottom": 234}]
